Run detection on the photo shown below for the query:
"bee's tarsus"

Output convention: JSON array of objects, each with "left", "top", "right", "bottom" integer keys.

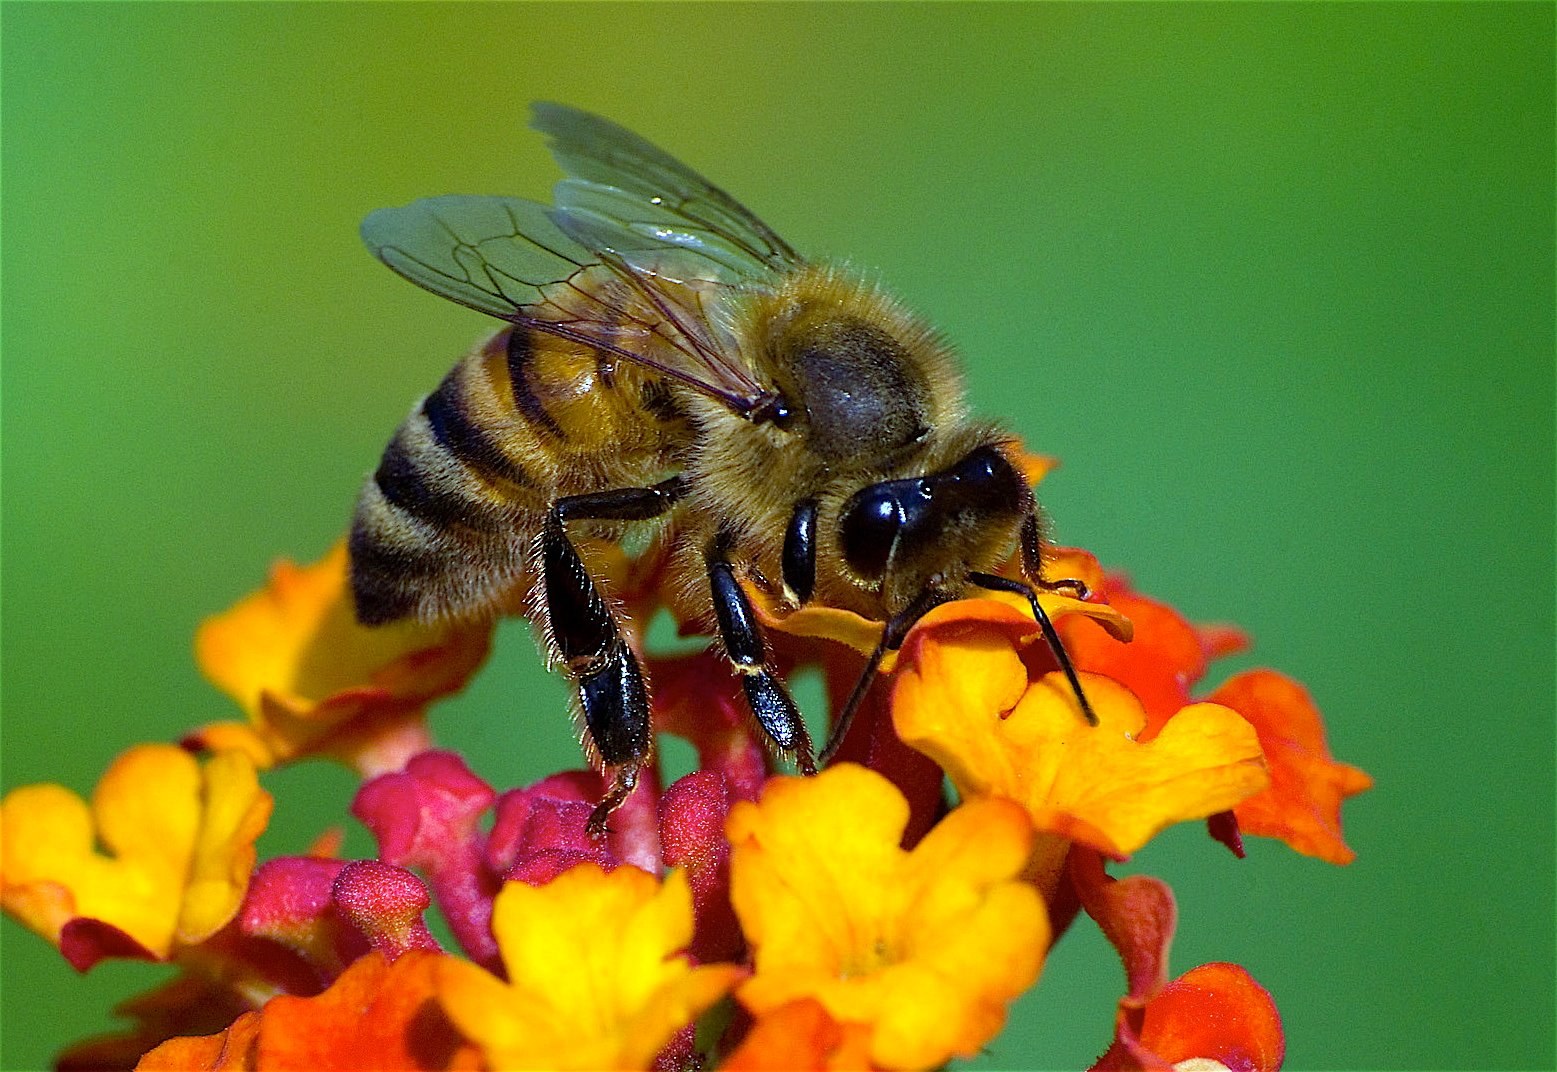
[
  {"left": 968, "top": 570, "right": 1099, "bottom": 727},
  {"left": 586, "top": 757, "right": 643, "bottom": 840},
  {"left": 1039, "top": 576, "right": 1091, "bottom": 601}
]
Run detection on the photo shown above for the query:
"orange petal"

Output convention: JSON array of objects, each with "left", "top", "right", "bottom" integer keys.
[
  {"left": 1210, "top": 670, "right": 1373, "bottom": 864},
  {"left": 133, "top": 952, "right": 480, "bottom": 1072},
  {"left": 1070, "top": 847, "right": 1176, "bottom": 1010},
  {"left": 2, "top": 745, "right": 269, "bottom": 961},
  {"left": 259, "top": 950, "right": 479, "bottom": 1070},
  {"left": 193, "top": 542, "right": 491, "bottom": 772},
  {"left": 723, "top": 1000, "right": 875, "bottom": 1071},
  {"left": 1141, "top": 962, "right": 1284, "bottom": 1072},
  {"left": 893, "top": 615, "right": 1269, "bottom": 864},
  {"left": 729, "top": 766, "right": 1047, "bottom": 1070},
  {"left": 1017, "top": 451, "right": 1060, "bottom": 487},
  {"left": 436, "top": 864, "right": 741, "bottom": 1071},
  {"left": 135, "top": 1010, "right": 260, "bottom": 1071},
  {"left": 1092, "top": 962, "right": 1285, "bottom": 1072}
]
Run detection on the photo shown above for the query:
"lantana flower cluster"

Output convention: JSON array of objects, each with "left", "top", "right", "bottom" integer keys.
[{"left": 1, "top": 462, "right": 1371, "bottom": 1071}]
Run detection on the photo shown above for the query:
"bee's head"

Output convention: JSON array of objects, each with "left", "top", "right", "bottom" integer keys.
[{"left": 837, "top": 443, "right": 1031, "bottom": 612}]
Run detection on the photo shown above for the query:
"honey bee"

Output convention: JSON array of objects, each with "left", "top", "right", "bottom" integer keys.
[{"left": 351, "top": 103, "right": 1096, "bottom": 832}]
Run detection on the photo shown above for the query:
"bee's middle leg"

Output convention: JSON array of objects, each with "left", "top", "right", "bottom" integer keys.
[
  {"left": 544, "top": 478, "right": 684, "bottom": 835},
  {"left": 706, "top": 535, "right": 817, "bottom": 775}
]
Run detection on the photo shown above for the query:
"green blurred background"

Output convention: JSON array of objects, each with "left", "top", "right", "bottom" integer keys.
[{"left": 3, "top": 4, "right": 1551, "bottom": 1070}]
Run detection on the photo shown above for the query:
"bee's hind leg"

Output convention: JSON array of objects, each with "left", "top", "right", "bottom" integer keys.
[
  {"left": 706, "top": 534, "right": 817, "bottom": 775},
  {"left": 543, "top": 478, "right": 685, "bottom": 837}
]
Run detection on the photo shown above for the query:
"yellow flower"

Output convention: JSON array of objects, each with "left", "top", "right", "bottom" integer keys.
[
  {"left": 728, "top": 764, "right": 1047, "bottom": 1071},
  {"left": 1, "top": 745, "right": 270, "bottom": 965},
  {"left": 435, "top": 863, "right": 742, "bottom": 1071},
  {"left": 192, "top": 542, "right": 491, "bottom": 773},
  {"left": 891, "top": 603, "right": 1268, "bottom": 890}
]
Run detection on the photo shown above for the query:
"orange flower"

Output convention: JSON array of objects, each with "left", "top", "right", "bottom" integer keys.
[
  {"left": 1058, "top": 569, "right": 1371, "bottom": 864},
  {"left": 192, "top": 542, "right": 492, "bottom": 774},
  {"left": 1209, "top": 670, "right": 1374, "bottom": 864},
  {"left": 1055, "top": 564, "right": 1247, "bottom": 738},
  {"left": 728, "top": 764, "right": 1047, "bottom": 1070},
  {"left": 136, "top": 950, "right": 480, "bottom": 1071},
  {"left": 891, "top": 602, "right": 1268, "bottom": 889},
  {"left": 1, "top": 745, "right": 270, "bottom": 968},
  {"left": 435, "top": 863, "right": 742, "bottom": 1071}
]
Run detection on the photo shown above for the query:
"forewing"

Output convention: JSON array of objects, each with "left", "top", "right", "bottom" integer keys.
[
  {"left": 531, "top": 102, "right": 803, "bottom": 279},
  {"left": 363, "top": 193, "right": 773, "bottom": 413},
  {"left": 361, "top": 194, "right": 593, "bottom": 317}
]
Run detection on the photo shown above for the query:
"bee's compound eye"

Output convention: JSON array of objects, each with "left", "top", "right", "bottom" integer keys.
[{"left": 839, "top": 484, "right": 904, "bottom": 580}]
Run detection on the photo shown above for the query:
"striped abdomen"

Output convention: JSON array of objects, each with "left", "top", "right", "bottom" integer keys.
[{"left": 349, "top": 326, "right": 687, "bottom": 625}]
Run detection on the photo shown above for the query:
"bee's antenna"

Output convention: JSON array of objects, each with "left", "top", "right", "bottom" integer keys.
[{"left": 967, "top": 572, "right": 1099, "bottom": 726}]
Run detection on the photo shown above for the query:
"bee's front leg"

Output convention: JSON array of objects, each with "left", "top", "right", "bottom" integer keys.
[
  {"left": 544, "top": 478, "right": 684, "bottom": 836},
  {"left": 974, "top": 512, "right": 1100, "bottom": 727},
  {"left": 707, "top": 534, "right": 817, "bottom": 775}
]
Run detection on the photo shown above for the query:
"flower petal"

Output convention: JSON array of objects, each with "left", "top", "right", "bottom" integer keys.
[
  {"left": 352, "top": 751, "right": 499, "bottom": 968},
  {"left": 180, "top": 750, "right": 273, "bottom": 945},
  {"left": 259, "top": 950, "right": 478, "bottom": 1070},
  {"left": 1136, "top": 962, "right": 1284, "bottom": 1072},
  {"left": 723, "top": 1000, "right": 875, "bottom": 1071},
  {"left": 239, "top": 857, "right": 367, "bottom": 977},
  {"left": 134, "top": 951, "right": 480, "bottom": 1072},
  {"left": 193, "top": 543, "right": 491, "bottom": 772},
  {"left": 1091, "top": 962, "right": 1285, "bottom": 1072},
  {"left": 135, "top": 1009, "right": 260, "bottom": 1071},
  {"left": 330, "top": 860, "right": 442, "bottom": 960},
  {"left": 660, "top": 770, "right": 742, "bottom": 964},
  {"left": 1070, "top": 847, "right": 1176, "bottom": 1010},
  {"left": 751, "top": 586, "right": 1131, "bottom": 668},
  {"left": 1210, "top": 670, "right": 1373, "bottom": 864}
]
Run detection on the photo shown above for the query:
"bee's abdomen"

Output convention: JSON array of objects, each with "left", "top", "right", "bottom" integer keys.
[{"left": 350, "top": 328, "right": 681, "bottom": 625}]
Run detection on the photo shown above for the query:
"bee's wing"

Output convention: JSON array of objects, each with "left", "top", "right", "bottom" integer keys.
[
  {"left": 531, "top": 101, "right": 803, "bottom": 280},
  {"left": 362, "top": 195, "right": 594, "bottom": 319},
  {"left": 363, "top": 193, "right": 776, "bottom": 414}
]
